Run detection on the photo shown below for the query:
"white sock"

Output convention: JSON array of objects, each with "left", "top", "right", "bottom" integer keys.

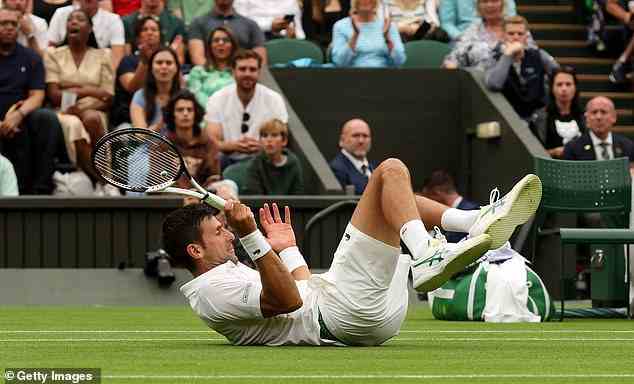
[
  {"left": 441, "top": 208, "right": 480, "bottom": 233},
  {"left": 400, "top": 219, "right": 432, "bottom": 259}
]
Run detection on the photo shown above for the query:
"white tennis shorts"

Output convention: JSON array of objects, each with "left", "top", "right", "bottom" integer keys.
[{"left": 318, "top": 223, "right": 410, "bottom": 346}]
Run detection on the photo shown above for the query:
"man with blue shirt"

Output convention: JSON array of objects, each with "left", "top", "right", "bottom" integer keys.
[
  {"left": 0, "top": 8, "right": 66, "bottom": 194},
  {"left": 330, "top": 118, "right": 375, "bottom": 195}
]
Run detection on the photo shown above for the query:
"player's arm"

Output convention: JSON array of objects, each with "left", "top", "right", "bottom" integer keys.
[
  {"left": 225, "top": 201, "right": 303, "bottom": 318},
  {"left": 259, "top": 203, "right": 311, "bottom": 280}
]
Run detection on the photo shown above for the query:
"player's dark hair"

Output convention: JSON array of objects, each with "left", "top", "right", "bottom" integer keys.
[{"left": 162, "top": 204, "right": 219, "bottom": 272}]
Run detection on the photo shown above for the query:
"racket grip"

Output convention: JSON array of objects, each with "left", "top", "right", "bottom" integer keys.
[{"left": 203, "top": 193, "right": 226, "bottom": 210}]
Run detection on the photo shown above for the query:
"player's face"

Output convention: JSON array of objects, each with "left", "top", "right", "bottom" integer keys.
[
  {"left": 174, "top": 99, "right": 195, "bottom": 130},
  {"left": 552, "top": 73, "right": 575, "bottom": 105},
  {"left": 585, "top": 98, "right": 616, "bottom": 140},
  {"left": 340, "top": 122, "right": 372, "bottom": 159},
  {"left": 260, "top": 131, "right": 287, "bottom": 158},
  {"left": 504, "top": 23, "right": 527, "bottom": 45},
  {"left": 197, "top": 216, "right": 236, "bottom": 264},
  {"left": 152, "top": 50, "right": 178, "bottom": 84},
  {"left": 234, "top": 58, "right": 260, "bottom": 92}
]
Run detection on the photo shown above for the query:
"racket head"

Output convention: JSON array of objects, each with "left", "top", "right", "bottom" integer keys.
[{"left": 91, "top": 128, "right": 187, "bottom": 193}]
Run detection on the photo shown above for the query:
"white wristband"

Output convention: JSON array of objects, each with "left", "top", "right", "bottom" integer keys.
[
  {"left": 279, "top": 246, "right": 307, "bottom": 272},
  {"left": 239, "top": 230, "right": 272, "bottom": 262}
]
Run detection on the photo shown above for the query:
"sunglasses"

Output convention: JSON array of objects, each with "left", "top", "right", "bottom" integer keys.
[{"left": 241, "top": 112, "right": 250, "bottom": 133}]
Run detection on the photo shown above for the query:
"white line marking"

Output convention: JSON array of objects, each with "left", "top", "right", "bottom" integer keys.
[
  {"left": 2, "top": 329, "right": 634, "bottom": 334},
  {"left": 0, "top": 337, "right": 633, "bottom": 342},
  {"left": 101, "top": 374, "right": 634, "bottom": 380}
]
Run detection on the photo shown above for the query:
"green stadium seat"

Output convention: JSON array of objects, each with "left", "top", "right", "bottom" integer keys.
[
  {"left": 402, "top": 40, "right": 451, "bottom": 68},
  {"left": 265, "top": 38, "right": 324, "bottom": 65},
  {"left": 532, "top": 156, "right": 632, "bottom": 320},
  {"left": 222, "top": 159, "right": 253, "bottom": 194}
]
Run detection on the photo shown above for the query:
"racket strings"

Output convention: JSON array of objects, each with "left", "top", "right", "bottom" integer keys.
[{"left": 93, "top": 132, "right": 181, "bottom": 191}]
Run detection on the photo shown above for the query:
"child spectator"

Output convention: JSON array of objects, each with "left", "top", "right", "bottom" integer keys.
[{"left": 243, "top": 118, "right": 304, "bottom": 195}]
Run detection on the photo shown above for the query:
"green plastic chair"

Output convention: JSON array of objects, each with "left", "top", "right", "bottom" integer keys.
[
  {"left": 532, "top": 156, "right": 632, "bottom": 320},
  {"left": 264, "top": 39, "right": 324, "bottom": 66},
  {"left": 402, "top": 40, "right": 451, "bottom": 68},
  {"left": 222, "top": 159, "right": 253, "bottom": 194}
]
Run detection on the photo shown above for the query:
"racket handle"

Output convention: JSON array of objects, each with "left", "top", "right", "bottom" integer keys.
[{"left": 203, "top": 193, "right": 226, "bottom": 210}]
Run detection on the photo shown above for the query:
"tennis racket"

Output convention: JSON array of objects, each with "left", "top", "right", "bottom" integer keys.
[{"left": 91, "top": 127, "right": 226, "bottom": 210}]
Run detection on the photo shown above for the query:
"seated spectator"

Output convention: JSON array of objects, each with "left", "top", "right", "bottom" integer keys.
[
  {"left": 302, "top": 0, "right": 350, "bottom": 48},
  {"left": 444, "top": 0, "right": 534, "bottom": 71},
  {"left": 47, "top": 0, "right": 125, "bottom": 69},
  {"left": 122, "top": 0, "right": 186, "bottom": 65},
  {"left": 531, "top": 66, "right": 585, "bottom": 159},
  {"left": 606, "top": 0, "right": 634, "bottom": 83},
  {"left": 44, "top": 8, "right": 114, "bottom": 181},
  {"left": 168, "top": 0, "right": 214, "bottom": 27},
  {"left": 331, "top": 0, "right": 406, "bottom": 67},
  {"left": 162, "top": 89, "right": 220, "bottom": 190},
  {"left": 187, "top": 0, "right": 267, "bottom": 66},
  {"left": 233, "top": 0, "right": 305, "bottom": 40},
  {"left": 205, "top": 49, "right": 287, "bottom": 169},
  {"left": 186, "top": 26, "right": 237, "bottom": 108},
  {"left": 564, "top": 96, "right": 634, "bottom": 163},
  {"left": 100, "top": 0, "right": 141, "bottom": 16},
  {"left": 329, "top": 118, "right": 375, "bottom": 194},
  {"left": 32, "top": 0, "right": 72, "bottom": 24},
  {"left": 0, "top": 8, "right": 66, "bottom": 194},
  {"left": 0, "top": 153, "right": 19, "bottom": 195},
  {"left": 130, "top": 46, "right": 181, "bottom": 131},
  {"left": 485, "top": 16, "right": 558, "bottom": 120},
  {"left": 421, "top": 169, "right": 479, "bottom": 243},
  {"left": 110, "top": 15, "right": 160, "bottom": 129},
  {"left": 243, "top": 119, "right": 304, "bottom": 195},
  {"left": 440, "top": 0, "right": 516, "bottom": 41},
  {"left": 385, "top": 0, "right": 448, "bottom": 42},
  {"left": 5, "top": 0, "right": 48, "bottom": 55}
]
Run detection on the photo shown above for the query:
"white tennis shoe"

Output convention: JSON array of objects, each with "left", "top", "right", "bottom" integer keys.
[
  {"left": 468, "top": 174, "right": 542, "bottom": 249},
  {"left": 412, "top": 231, "right": 491, "bottom": 293}
]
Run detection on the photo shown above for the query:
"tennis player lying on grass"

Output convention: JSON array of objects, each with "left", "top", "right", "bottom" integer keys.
[{"left": 162, "top": 158, "right": 542, "bottom": 346}]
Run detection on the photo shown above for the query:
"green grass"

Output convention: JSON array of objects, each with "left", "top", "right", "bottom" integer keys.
[{"left": 1, "top": 305, "right": 633, "bottom": 383}]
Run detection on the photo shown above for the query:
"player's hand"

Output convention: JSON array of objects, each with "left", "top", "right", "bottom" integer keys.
[
  {"left": 225, "top": 200, "right": 257, "bottom": 237},
  {"left": 259, "top": 203, "right": 296, "bottom": 252}
]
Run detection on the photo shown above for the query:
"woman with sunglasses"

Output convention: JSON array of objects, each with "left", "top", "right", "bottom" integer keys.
[{"left": 186, "top": 26, "right": 238, "bottom": 108}]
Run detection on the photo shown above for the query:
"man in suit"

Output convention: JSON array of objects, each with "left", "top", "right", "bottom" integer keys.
[
  {"left": 421, "top": 169, "right": 480, "bottom": 243},
  {"left": 329, "top": 118, "right": 375, "bottom": 194},
  {"left": 563, "top": 96, "right": 634, "bottom": 163}
]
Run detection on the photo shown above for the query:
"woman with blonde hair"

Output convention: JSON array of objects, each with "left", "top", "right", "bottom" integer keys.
[{"left": 331, "top": 0, "right": 406, "bottom": 67}]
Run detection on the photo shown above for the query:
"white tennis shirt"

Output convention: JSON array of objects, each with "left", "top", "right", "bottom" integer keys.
[{"left": 180, "top": 261, "right": 332, "bottom": 346}]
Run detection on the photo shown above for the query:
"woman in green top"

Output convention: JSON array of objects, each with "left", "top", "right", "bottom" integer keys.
[{"left": 186, "top": 26, "right": 239, "bottom": 107}]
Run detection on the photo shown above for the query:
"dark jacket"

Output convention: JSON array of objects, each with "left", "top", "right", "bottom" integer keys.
[
  {"left": 243, "top": 149, "right": 304, "bottom": 195},
  {"left": 329, "top": 151, "right": 376, "bottom": 195},
  {"left": 563, "top": 132, "right": 634, "bottom": 161}
]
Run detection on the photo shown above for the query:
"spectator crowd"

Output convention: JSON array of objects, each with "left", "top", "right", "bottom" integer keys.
[{"left": 1, "top": 0, "right": 634, "bottom": 198}]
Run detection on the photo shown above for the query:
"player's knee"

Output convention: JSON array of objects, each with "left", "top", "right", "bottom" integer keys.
[{"left": 377, "top": 158, "right": 409, "bottom": 182}]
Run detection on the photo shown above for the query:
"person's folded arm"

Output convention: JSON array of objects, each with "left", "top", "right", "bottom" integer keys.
[{"left": 484, "top": 54, "right": 513, "bottom": 91}]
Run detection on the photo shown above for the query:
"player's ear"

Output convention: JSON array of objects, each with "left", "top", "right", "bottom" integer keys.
[{"left": 186, "top": 243, "right": 203, "bottom": 260}]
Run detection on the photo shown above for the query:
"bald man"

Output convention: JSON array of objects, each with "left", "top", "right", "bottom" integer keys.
[
  {"left": 329, "top": 118, "right": 375, "bottom": 195},
  {"left": 563, "top": 96, "right": 634, "bottom": 164}
]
